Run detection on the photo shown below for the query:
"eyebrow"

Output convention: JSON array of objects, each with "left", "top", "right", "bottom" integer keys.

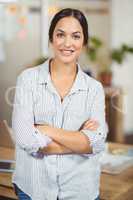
[{"left": 56, "top": 29, "right": 81, "bottom": 34}]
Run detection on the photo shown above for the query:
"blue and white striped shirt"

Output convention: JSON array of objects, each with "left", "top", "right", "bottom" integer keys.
[{"left": 12, "top": 59, "right": 107, "bottom": 200}]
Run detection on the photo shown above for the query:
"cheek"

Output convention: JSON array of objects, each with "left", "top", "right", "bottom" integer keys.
[
  {"left": 75, "top": 42, "right": 83, "bottom": 53},
  {"left": 74, "top": 38, "right": 84, "bottom": 49},
  {"left": 53, "top": 37, "right": 63, "bottom": 48}
]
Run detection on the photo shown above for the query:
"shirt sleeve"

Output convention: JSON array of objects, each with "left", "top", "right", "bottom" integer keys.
[
  {"left": 12, "top": 71, "right": 52, "bottom": 155},
  {"left": 81, "top": 83, "right": 108, "bottom": 156}
]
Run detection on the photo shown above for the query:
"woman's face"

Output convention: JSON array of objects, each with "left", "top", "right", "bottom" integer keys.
[{"left": 51, "top": 16, "right": 84, "bottom": 64}]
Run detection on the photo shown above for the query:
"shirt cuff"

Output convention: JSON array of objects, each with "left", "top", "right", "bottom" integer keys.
[
  {"left": 28, "top": 128, "right": 52, "bottom": 157},
  {"left": 81, "top": 129, "right": 105, "bottom": 155}
]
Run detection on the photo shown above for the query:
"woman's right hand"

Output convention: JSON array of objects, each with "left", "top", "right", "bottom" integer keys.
[{"left": 81, "top": 119, "right": 99, "bottom": 131}]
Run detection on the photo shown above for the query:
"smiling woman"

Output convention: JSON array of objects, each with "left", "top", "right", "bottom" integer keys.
[
  {"left": 51, "top": 16, "right": 84, "bottom": 64},
  {"left": 12, "top": 8, "right": 106, "bottom": 200}
]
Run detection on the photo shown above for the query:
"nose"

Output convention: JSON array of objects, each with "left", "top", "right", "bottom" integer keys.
[{"left": 64, "top": 36, "right": 72, "bottom": 47}]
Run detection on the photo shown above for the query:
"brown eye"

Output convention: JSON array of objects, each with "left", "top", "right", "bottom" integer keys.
[
  {"left": 56, "top": 33, "right": 64, "bottom": 38},
  {"left": 73, "top": 35, "right": 81, "bottom": 40}
]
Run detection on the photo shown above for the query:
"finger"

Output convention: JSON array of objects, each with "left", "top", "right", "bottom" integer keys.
[
  {"left": 85, "top": 119, "right": 96, "bottom": 123},
  {"left": 83, "top": 121, "right": 98, "bottom": 128},
  {"left": 86, "top": 123, "right": 99, "bottom": 129},
  {"left": 84, "top": 119, "right": 93, "bottom": 125},
  {"left": 85, "top": 121, "right": 99, "bottom": 127},
  {"left": 84, "top": 126, "right": 97, "bottom": 130},
  {"left": 84, "top": 126, "right": 97, "bottom": 131},
  {"left": 83, "top": 124, "right": 99, "bottom": 130},
  {"left": 82, "top": 123, "right": 93, "bottom": 129},
  {"left": 84, "top": 119, "right": 97, "bottom": 124}
]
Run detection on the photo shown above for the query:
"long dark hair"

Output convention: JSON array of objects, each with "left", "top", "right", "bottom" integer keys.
[{"left": 49, "top": 8, "right": 89, "bottom": 46}]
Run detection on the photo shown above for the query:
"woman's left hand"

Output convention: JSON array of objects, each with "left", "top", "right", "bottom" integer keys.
[{"left": 81, "top": 119, "right": 99, "bottom": 131}]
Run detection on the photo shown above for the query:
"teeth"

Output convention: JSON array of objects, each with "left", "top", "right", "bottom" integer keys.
[
  {"left": 60, "top": 49, "right": 74, "bottom": 56},
  {"left": 62, "top": 50, "right": 74, "bottom": 53},
  {"left": 62, "top": 49, "right": 74, "bottom": 51}
]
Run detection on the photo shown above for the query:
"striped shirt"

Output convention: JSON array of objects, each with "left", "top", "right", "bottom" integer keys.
[{"left": 12, "top": 59, "right": 107, "bottom": 200}]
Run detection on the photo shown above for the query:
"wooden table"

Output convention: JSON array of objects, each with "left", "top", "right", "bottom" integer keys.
[
  {"left": 0, "top": 147, "right": 17, "bottom": 199},
  {"left": 0, "top": 143, "right": 133, "bottom": 200},
  {"left": 100, "top": 143, "right": 133, "bottom": 200}
]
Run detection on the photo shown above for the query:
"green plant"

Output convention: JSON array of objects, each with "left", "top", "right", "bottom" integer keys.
[
  {"left": 86, "top": 36, "right": 133, "bottom": 73},
  {"left": 87, "top": 36, "right": 103, "bottom": 62},
  {"left": 111, "top": 44, "right": 133, "bottom": 64}
]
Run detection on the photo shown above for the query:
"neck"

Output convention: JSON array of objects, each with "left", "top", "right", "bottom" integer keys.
[{"left": 50, "top": 58, "right": 77, "bottom": 78}]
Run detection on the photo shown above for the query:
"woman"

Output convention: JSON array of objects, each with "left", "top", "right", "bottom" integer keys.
[{"left": 12, "top": 8, "right": 107, "bottom": 200}]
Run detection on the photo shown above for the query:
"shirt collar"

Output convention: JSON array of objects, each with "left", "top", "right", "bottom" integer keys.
[{"left": 38, "top": 58, "right": 89, "bottom": 94}]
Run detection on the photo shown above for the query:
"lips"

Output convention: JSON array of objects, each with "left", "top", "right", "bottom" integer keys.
[{"left": 60, "top": 49, "right": 74, "bottom": 56}]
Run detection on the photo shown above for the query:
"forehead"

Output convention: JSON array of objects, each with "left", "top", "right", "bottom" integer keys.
[{"left": 54, "top": 16, "right": 83, "bottom": 33}]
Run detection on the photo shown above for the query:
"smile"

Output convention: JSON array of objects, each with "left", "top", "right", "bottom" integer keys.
[{"left": 60, "top": 49, "right": 75, "bottom": 56}]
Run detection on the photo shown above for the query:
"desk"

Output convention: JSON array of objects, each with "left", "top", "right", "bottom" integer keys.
[
  {"left": 0, "top": 147, "right": 17, "bottom": 199},
  {"left": 100, "top": 143, "right": 133, "bottom": 200},
  {"left": 0, "top": 143, "right": 133, "bottom": 200}
]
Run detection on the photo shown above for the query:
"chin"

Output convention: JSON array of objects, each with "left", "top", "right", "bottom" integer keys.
[{"left": 58, "top": 55, "right": 77, "bottom": 64}]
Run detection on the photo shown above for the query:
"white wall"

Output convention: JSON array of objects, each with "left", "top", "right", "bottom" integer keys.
[
  {"left": 0, "top": 5, "right": 41, "bottom": 125},
  {"left": 111, "top": 0, "right": 133, "bottom": 134}
]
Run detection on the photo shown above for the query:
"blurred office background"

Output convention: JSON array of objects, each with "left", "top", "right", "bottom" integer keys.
[{"left": 0, "top": 0, "right": 133, "bottom": 144}]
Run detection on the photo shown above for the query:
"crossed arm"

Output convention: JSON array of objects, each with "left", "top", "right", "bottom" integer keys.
[{"left": 36, "top": 120, "right": 98, "bottom": 155}]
